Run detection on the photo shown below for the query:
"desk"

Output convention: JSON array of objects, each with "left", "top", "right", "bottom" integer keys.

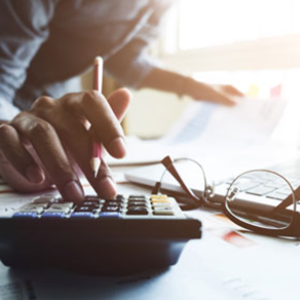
[{"left": 0, "top": 167, "right": 300, "bottom": 300}]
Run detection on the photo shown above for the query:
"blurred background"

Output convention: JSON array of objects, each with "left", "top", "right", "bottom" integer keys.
[{"left": 83, "top": 0, "right": 300, "bottom": 147}]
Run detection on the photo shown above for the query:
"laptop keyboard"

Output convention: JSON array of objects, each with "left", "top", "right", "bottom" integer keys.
[{"left": 215, "top": 159, "right": 300, "bottom": 202}]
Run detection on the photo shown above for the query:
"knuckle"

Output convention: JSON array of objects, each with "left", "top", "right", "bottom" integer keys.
[
  {"left": 32, "top": 96, "right": 54, "bottom": 110},
  {"left": 61, "top": 92, "right": 76, "bottom": 100},
  {"left": 60, "top": 92, "right": 81, "bottom": 110},
  {"left": 0, "top": 124, "right": 12, "bottom": 139},
  {"left": 12, "top": 111, "right": 29, "bottom": 123},
  {"left": 27, "top": 120, "right": 54, "bottom": 137},
  {"left": 82, "top": 91, "right": 101, "bottom": 108}
]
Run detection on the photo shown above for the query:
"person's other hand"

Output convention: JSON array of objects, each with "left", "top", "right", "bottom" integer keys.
[
  {"left": 186, "top": 79, "right": 243, "bottom": 106},
  {"left": 0, "top": 88, "right": 131, "bottom": 203}
]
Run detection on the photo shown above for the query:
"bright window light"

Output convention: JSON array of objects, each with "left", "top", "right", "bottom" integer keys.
[{"left": 176, "top": 0, "right": 300, "bottom": 50}]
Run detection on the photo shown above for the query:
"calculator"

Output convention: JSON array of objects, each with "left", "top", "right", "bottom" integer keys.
[{"left": 0, "top": 194, "right": 201, "bottom": 275}]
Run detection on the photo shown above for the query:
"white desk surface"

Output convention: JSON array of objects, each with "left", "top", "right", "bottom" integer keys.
[{"left": 0, "top": 168, "right": 300, "bottom": 300}]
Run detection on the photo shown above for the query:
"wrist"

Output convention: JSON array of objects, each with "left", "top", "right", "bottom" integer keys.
[
  {"left": 173, "top": 75, "right": 192, "bottom": 99},
  {"left": 179, "top": 77, "right": 198, "bottom": 99},
  {"left": 183, "top": 78, "right": 210, "bottom": 100}
]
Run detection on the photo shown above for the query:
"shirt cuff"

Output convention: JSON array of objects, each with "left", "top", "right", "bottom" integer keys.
[
  {"left": 105, "top": 52, "right": 160, "bottom": 89},
  {"left": 125, "top": 55, "right": 157, "bottom": 88},
  {"left": 0, "top": 97, "right": 20, "bottom": 121}
]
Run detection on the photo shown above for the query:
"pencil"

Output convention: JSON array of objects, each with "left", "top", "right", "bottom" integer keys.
[{"left": 90, "top": 56, "right": 103, "bottom": 177}]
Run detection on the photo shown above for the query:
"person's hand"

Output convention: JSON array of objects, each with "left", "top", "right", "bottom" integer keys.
[
  {"left": 138, "top": 68, "right": 243, "bottom": 106},
  {"left": 0, "top": 88, "right": 131, "bottom": 203},
  {"left": 186, "top": 78, "right": 243, "bottom": 106}
]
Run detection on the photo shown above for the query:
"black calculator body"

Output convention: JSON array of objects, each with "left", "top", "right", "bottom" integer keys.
[{"left": 0, "top": 194, "right": 201, "bottom": 275}]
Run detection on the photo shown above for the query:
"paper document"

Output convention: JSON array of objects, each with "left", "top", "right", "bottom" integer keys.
[
  {"left": 108, "top": 97, "right": 286, "bottom": 165},
  {"left": 159, "top": 97, "right": 286, "bottom": 150}
]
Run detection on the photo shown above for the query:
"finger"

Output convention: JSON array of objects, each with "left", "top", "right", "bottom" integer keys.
[
  {"left": 219, "top": 96, "right": 237, "bottom": 106},
  {"left": 210, "top": 92, "right": 236, "bottom": 106},
  {"left": 224, "top": 85, "right": 244, "bottom": 97},
  {"left": 107, "top": 88, "right": 132, "bottom": 121},
  {"left": 95, "top": 159, "right": 117, "bottom": 199},
  {"left": 52, "top": 113, "right": 117, "bottom": 199},
  {"left": 0, "top": 155, "right": 52, "bottom": 193},
  {"left": 0, "top": 124, "right": 44, "bottom": 184},
  {"left": 12, "top": 113, "right": 84, "bottom": 203},
  {"left": 48, "top": 112, "right": 102, "bottom": 196},
  {"left": 57, "top": 92, "right": 129, "bottom": 198},
  {"left": 64, "top": 91, "right": 126, "bottom": 158}
]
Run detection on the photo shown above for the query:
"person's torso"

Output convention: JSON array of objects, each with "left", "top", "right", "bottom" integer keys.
[{"left": 28, "top": 0, "right": 154, "bottom": 84}]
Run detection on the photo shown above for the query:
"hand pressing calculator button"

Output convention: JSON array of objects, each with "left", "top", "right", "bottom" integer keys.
[{"left": 0, "top": 194, "right": 201, "bottom": 275}]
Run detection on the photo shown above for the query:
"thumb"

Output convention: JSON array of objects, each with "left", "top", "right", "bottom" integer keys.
[{"left": 107, "top": 88, "right": 132, "bottom": 121}]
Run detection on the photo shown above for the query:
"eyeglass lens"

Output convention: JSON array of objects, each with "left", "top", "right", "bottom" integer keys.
[
  {"left": 160, "top": 158, "right": 206, "bottom": 201},
  {"left": 225, "top": 171, "right": 296, "bottom": 230}
]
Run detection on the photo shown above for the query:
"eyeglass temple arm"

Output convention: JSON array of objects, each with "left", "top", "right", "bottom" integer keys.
[
  {"left": 271, "top": 185, "right": 300, "bottom": 214},
  {"left": 159, "top": 156, "right": 202, "bottom": 203}
]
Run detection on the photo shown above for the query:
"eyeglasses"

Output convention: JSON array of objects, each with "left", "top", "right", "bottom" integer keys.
[{"left": 152, "top": 156, "right": 300, "bottom": 238}]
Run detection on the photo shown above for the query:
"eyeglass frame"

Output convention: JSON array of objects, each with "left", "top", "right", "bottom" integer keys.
[{"left": 152, "top": 155, "right": 300, "bottom": 238}]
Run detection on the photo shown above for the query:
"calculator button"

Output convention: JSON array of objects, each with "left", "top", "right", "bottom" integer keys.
[
  {"left": 109, "top": 198, "right": 123, "bottom": 204},
  {"left": 151, "top": 199, "right": 170, "bottom": 204},
  {"left": 153, "top": 207, "right": 174, "bottom": 216},
  {"left": 154, "top": 206, "right": 173, "bottom": 211},
  {"left": 51, "top": 203, "right": 73, "bottom": 209},
  {"left": 153, "top": 211, "right": 174, "bottom": 216},
  {"left": 99, "top": 212, "right": 121, "bottom": 218},
  {"left": 33, "top": 197, "right": 53, "bottom": 205},
  {"left": 41, "top": 212, "right": 66, "bottom": 218},
  {"left": 129, "top": 195, "right": 146, "bottom": 200},
  {"left": 82, "top": 201, "right": 101, "bottom": 207},
  {"left": 105, "top": 201, "right": 121, "bottom": 206},
  {"left": 102, "top": 206, "right": 120, "bottom": 212},
  {"left": 85, "top": 196, "right": 100, "bottom": 200},
  {"left": 127, "top": 204, "right": 148, "bottom": 210},
  {"left": 127, "top": 207, "right": 149, "bottom": 215},
  {"left": 13, "top": 212, "right": 38, "bottom": 218},
  {"left": 20, "top": 203, "right": 46, "bottom": 211},
  {"left": 53, "top": 198, "right": 66, "bottom": 203},
  {"left": 21, "top": 207, "right": 44, "bottom": 214},
  {"left": 152, "top": 202, "right": 172, "bottom": 208},
  {"left": 70, "top": 212, "right": 94, "bottom": 218},
  {"left": 84, "top": 197, "right": 105, "bottom": 205},
  {"left": 151, "top": 195, "right": 168, "bottom": 200},
  {"left": 74, "top": 206, "right": 96, "bottom": 213},
  {"left": 128, "top": 201, "right": 148, "bottom": 206},
  {"left": 46, "top": 206, "right": 71, "bottom": 214},
  {"left": 21, "top": 203, "right": 46, "bottom": 209},
  {"left": 116, "top": 195, "right": 125, "bottom": 201}
]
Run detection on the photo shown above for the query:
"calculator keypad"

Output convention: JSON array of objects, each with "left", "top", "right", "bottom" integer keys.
[{"left": 12, "top": 194, "right": 181, "bottom": 219}]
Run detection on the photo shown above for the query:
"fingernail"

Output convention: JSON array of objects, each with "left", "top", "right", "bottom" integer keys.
[
  {"left": 108, "top": 137, "right": 126, "bottom": 158},
  {"left": 26, "top": 165, "right": 45, "bottom": 184},
  {"left": 98, "top": 177, "right": 117, "bottom": 199},
  {"left": 63, "top": 181, "right": 84, "bottom": 203}
]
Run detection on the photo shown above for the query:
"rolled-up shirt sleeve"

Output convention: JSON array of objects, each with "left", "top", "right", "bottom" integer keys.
[
  {"left": 0, "top": 0, "right": 58, "bottom": 120},
  {"left": 0, "top": 97, "right": 20, "bottom": 121},
  {"left": 104, "top": 0, "right": 173, "bottom": 88}
]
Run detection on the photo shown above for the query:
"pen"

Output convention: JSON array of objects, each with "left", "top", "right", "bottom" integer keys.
[{"left": 90, "top": 56, "right": 103, "bottom": 178}]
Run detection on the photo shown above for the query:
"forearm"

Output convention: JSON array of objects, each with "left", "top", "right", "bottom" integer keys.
[{"left": 138, "top": 67, "right": 199, "bottom": 98}]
